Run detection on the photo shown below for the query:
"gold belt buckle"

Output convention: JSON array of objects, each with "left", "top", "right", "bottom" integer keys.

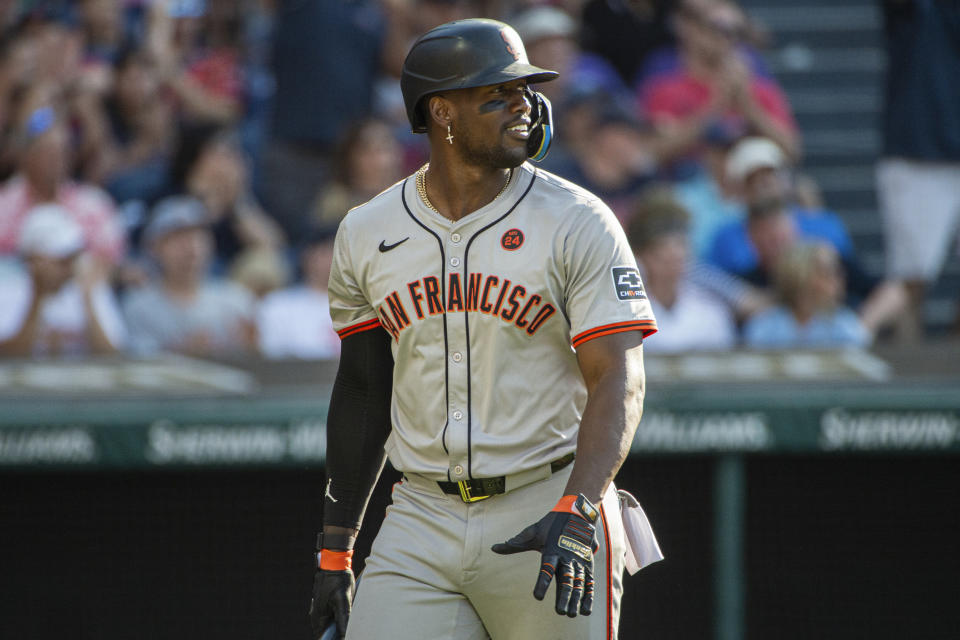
[{"left": 457, "top": 480, "right": 491, "bottom": 503}]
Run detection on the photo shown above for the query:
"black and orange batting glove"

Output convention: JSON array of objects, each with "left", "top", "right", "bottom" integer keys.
[
  {"left": 309, "top": 534, "right": 355, "bottom": 640},
  {"left": 492, "top": 494, "right": 600, "bottom": 617}
]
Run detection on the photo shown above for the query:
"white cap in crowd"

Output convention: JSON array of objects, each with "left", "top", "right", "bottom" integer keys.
[
  {"left": 143, "top": 196, "right": 209, "bottom": 246},
  {"left": 18, "top": 204, "right": 85, "bottom": 258},
  {"left": 725, "top": 137, "right": 787, "bottom": 184},
  {"left": 511, "top": 6, "right": 576, "bottom": 44}
]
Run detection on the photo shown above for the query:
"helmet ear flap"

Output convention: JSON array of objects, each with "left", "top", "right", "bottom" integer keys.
[{"left": 526, "top": 90, "right": 554, "bottom": 161}]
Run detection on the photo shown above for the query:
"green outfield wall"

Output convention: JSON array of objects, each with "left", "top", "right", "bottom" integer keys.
[{"left": 1, "top": 380, "right": 957, "bottom": 469}]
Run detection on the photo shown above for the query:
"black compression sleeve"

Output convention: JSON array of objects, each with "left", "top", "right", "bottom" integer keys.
[{"left": 323, "top": 328, "right": 394, "bottom": 530}]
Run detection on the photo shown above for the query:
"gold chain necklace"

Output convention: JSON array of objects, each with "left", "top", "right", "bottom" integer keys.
[{"left": 415, "top": 164, "right": 512, "bottom": 215}]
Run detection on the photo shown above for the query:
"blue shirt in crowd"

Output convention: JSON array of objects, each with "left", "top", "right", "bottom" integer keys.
[
  {"left": 744, "top": 306, "right": 870, "bottom": 349},
  {"left": 706, "top": 206, "right": 854, "bottom": 276}
]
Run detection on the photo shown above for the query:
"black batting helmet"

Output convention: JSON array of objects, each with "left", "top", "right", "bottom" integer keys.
[{"left": 400, "top": 18, "right": 559, "bottom": 133}]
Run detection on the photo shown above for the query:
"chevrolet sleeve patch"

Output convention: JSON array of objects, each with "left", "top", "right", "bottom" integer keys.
[{"left": 612, "top": 266, "right": 647, "bottom": 301}]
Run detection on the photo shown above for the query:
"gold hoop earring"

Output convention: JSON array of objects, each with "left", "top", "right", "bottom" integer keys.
[{"left": 446, "top": 124, "right": 454, "bottom": 145}]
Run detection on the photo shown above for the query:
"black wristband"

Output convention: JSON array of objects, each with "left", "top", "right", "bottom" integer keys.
[{"left": 316, "top": 532, "right": 355, "bottom": 552}]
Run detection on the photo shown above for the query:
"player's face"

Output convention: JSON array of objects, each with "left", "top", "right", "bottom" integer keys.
[{"left": 451, "top": 79, "right": 532, "bottom": 169}]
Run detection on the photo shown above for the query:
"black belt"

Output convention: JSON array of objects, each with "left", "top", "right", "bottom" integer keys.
[{"left": 436, "top": 453, "right": 575, "bottom": 503}]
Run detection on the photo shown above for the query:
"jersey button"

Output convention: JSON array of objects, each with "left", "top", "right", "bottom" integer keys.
[
  {"left": 451, "top": 233, "right": 461, "bottom": 243},
  {"left": 452, "top": 352, "right": 462, "bottom": 362},
  {"left": 454, "top": 465, "right": 464, "bottom": 475},
  {"left": 450, "top": 257, "right": 461, "bottom": 268},
  {"left": 452, "top": 410, "right": 463, "bottom": 421}
]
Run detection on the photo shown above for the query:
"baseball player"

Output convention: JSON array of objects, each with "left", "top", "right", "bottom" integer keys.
[{"left": 309, "top": 18, "right": 657, "bottom": 640}]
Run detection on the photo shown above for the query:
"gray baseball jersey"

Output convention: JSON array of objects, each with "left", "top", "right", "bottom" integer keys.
[{"left": 328, "top": 162, "right": 657, "bottom": 482}]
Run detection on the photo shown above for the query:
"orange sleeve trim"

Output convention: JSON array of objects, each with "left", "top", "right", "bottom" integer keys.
[
  {"left": 319, "top": 549, "right": 354, "bottom": 571},
  {"left": 336, "top": 318, "right": 382, "bottom": 339},
  {"left": 571, "top": 320, "right": 658, "bottom": 348},
  {"left": 551, "top": 494, "right": 578, "bottom": 514}
]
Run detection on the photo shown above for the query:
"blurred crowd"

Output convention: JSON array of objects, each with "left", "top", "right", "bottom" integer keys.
[{"left": 0, "top": 0, "right": 956, "bottom": 361}]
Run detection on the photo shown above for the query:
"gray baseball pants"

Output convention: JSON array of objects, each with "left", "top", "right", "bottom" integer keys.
[{"left": 346, "top": 464, "right": 626, "bottom": 639}]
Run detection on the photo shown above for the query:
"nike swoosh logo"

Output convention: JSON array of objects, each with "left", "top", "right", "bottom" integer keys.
[{"left": 379, "top": 237, "right": 409, "bottom": 252}]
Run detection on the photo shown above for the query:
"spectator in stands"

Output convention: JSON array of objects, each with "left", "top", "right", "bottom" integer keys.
[
  {"left": 0, "top": 101, "right": 127, "bottom": 268},
  {"left": 228, "top": 246, "right": 291, "bottom": 300},
  {"left": 0, "top": 15, "right": 84, "bottom": 177},
  {"left": 0, "top": 32, "right": 33, "bottom": 178},
  {"left": 744, "top": 242, "right": 870, "bottom": 349},
  {"left": 168, "top": 125, "right": 285, "bottom": 274},
  {"left": 0, "top": 2, "right": 20, "bottom": 31},
  {"left": 16, "top": 10, "right": 85, "bottom": 90},
  {"left": 707, "top": 136, "right": 852, "bottom": 276},
  {"left": 626, "top": 187, "right": 738, "bottom": 352},
  {"left": 548, "top": 102, "right": 660, "bottom": 222},
  {"left": 257, "top": 226, "right": 340, "bottom": 360},
  {"left": 672, "top": 125, "right": 745, "bottom": 260},
  {"left": 145, "top": 0, "right": 243, "bottom": 126},
  {"left": 78, "top": 0, "right": 128, "bottom": 67},
  {"left": 80, "top": 46, "right": 176, "bottom": 205},
  {"left": 122, "top": 195, "right": 256, "bottom": 356},
  {"left": 636, "top": 0, "right": 798, "bottom": 178},
  {"left": 510, "top": 5, "right": 631, "bottom": 111},
  {"left": 310, "top": 117, "right": 403, "bottom": 227},
  {"left": 579, "top": 0, "right": 675, "bottom": 88},
  {"left": 742, "top": 198, "right": 907, "bottom": 340},
  {"left": 875, "top": 0, "right": 960, "bottom": 340},
  {"left": 261, "top": 0, "right": 389, "bottom": 237},
  {"left": 233, "top": 0, "right": 277, "bottom": 178},
  {"left": 0, "top": 204, "right": 126, "bottom": 357}
]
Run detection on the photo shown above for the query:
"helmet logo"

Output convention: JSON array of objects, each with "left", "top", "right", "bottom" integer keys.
[
  {"left": 500, "top": 28, "right": 525, "bottom": 62},
  {"left": 501, "top": 228, "right": 524, "bottom": 250}
]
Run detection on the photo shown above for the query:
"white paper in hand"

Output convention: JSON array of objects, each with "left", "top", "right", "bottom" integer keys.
[{"left": 617, "top": 489, "right": 665, "bottom": 575}]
